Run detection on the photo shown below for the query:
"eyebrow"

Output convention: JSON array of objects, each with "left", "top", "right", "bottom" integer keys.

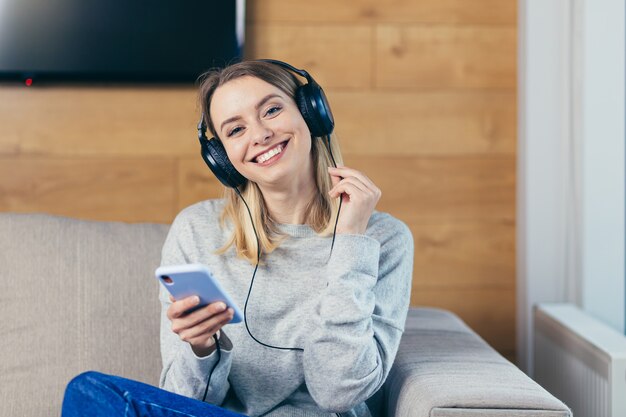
[{"left": 219, "top": 93, "right": 283, "bottom": 133}]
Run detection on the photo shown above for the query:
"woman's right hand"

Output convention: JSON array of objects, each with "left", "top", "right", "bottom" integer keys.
[{"left": 167, "top": 294, "right": 234, "bottom": 357}]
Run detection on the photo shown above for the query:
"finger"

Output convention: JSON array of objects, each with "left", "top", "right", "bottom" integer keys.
[
  {"left": 329, "top": 182, "right": 365, "bottom": 200},
  {"left": 184, "top": 309, "right": 233, "bottom": 341},
  {"left": 180, "top": 309, "right": 234, "bottom": 341},
  {"left": 169, "top": 295, "right": 200, "bottom": 320},
  {"left": 178, "top": 301, "right": 228, "bottom": 329},
  {"left": 169, "top": 294, "right": 175, "bottom": 303},
  {"left": 329, "top": 167, "right": 381, "bottom": 201},
  {"left": 329, "top": 176, "right": 369, "bottom": 196},
  {"left": 328, "top": 166, "right": 375, "bottom": 189},
  {"left": 329, "top": 178, "right": 372, "bottom": 200},
  {"left": 330, "top": 174, "right": 341, "bottom": 188},
  {"left": 327, "top": 170, "right": 342, "bottom": 188}
]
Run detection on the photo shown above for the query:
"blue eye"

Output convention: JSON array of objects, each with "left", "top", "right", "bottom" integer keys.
[
  {"left": 265, "top": 106, "right": 282, "bottom": 116},
  {"left": 227, "top": 126, "right": 243, "bottom": 137}
]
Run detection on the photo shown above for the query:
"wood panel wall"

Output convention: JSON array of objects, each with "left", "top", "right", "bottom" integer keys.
[{"left": 0, "top": 1, "right": 518, "bottom": 362}]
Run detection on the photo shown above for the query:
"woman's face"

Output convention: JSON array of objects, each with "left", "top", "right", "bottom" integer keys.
[{"left": 209, "top": 75, "right": 313, "bottom": 189}]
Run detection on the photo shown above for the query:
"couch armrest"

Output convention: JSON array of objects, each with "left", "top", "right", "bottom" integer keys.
[{"left": 384, "top": 308, "right": 571, "bottom": 417}]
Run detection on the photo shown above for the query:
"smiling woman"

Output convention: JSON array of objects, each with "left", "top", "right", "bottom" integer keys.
[
  {"left": 198, "top": 60, "right": 347, "bottom": 265},
  {"left": 60, "top": 60, "right": 415, "bottom": 417}
]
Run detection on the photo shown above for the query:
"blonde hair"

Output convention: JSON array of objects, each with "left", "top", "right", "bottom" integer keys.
[{"left": 198, "top": 61, "right": 344, "bottom": 265}]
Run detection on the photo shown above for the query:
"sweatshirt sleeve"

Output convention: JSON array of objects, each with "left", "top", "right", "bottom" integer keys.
[
  {"left": 158, "top": 212, "right": 233, "bottom": 405},
  {"left": 302, "top": 217, "right": 414, "bottom": 413}
]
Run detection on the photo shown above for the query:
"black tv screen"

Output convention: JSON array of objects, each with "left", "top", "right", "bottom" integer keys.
[{"left": 0, "top": 0, "right": 244, "bottom": 84}]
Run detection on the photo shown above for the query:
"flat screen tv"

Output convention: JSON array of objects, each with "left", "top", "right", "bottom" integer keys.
[{"left": 0, "top": 0, "right": 244, "bottom": 84}]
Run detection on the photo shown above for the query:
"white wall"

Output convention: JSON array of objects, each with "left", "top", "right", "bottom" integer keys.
[
  {"left": 578, "top": 0, "right": 625, "bottom": 332},
  {"left": 517, "top": 0, "right": 573, "bottom": 375},
  {"left": 517, "top": 0, "right": 625, "bottom": 375}
]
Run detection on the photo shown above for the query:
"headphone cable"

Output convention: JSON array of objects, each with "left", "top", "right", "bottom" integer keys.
[
  {"left": 326, "top": 135, "right": 342, "bottom": 254},
  {"left": 235, "top": 136, "right": 341, "bottom": 351},
  {"left": 202, "top": 333, "right": 221, "bottom": 403},
  {"left": 235, "top": 187, "right": 303, "bottom": 351}
]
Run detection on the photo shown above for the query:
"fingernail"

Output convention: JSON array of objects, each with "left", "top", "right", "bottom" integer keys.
[
  {"left": 228, "top": 308, "right": 234, "bottom": 315},
  {"left": 217, "top": 302, "right": 227, "bottom": 311},
  {"left": 193, "top": 296, "right": 200, "bottom": 304}
]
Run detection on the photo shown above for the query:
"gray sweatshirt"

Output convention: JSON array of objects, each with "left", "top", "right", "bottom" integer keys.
[{"left": 159, "top": 199, "right": 414, "bottom": 417}]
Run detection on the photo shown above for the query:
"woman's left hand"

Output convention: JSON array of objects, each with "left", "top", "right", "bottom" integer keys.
[{"left": 328, "top": 166, "right": 382, "bottom": 235}]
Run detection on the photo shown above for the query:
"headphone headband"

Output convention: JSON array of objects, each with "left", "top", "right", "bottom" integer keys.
[{"left": 258, "top": 59, "right": 313, "bottom": 84}]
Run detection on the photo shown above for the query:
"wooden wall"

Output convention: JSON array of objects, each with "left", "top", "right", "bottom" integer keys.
[{"left": 0, "top": 1, "right": 517, "bottom": 361}]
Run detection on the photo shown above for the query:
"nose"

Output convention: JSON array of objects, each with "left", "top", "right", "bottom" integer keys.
[{"left": 251, "top": 120, "right": 272, "bottom": 145}]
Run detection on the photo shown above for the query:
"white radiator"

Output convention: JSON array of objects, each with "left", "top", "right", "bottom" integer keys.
[{"left": 534, "top": 303, "right": 626, "bottom": 417}]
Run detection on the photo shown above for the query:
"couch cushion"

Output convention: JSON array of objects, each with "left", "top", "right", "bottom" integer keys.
[
  {"left": 0, "top": 213, "right": 169, "bottom": 417},
  {"left": 431, "top": 409, "right": 570, "bottom": 417},
  {"left": 386, "top": 308, "right": 571, "bottom": 417}
]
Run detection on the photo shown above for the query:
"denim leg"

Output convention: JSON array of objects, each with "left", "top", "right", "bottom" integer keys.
[{"left": 62, "top": 371, "right": 246, "bottom": 417}]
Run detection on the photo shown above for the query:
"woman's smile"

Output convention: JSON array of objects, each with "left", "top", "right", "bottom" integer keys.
[{"left": 252, "top": 140, "right": 289, "bottom": 166}]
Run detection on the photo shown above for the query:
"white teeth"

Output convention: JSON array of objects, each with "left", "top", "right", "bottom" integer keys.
[{"left": 256, "top": 143, "right": 283, "bottom": 163}]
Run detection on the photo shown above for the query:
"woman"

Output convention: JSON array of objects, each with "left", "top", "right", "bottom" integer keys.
[{"left": 61, "top": 60, "right": 414, "bottom": 417}]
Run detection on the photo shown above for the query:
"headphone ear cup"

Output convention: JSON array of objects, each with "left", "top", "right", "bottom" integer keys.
[
  {"left": 296, "top": 84, "right": 334, "bottom": 138},
  {"left": 200, "top": 137, "right": 247, "bottom": 189}
]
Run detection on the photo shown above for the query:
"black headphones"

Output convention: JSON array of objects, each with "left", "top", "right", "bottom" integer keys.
[{"left": 197, "top": 59, "right": 335, "bottom": 189}]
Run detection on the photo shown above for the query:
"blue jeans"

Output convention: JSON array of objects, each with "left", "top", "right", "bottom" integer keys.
[{"left": 61, "top": 371, "right": 246, "bottom": 417}]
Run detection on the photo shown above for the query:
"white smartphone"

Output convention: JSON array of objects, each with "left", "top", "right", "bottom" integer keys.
[{"left": 155, "top": 263, "right": 242, "bottom": 323}]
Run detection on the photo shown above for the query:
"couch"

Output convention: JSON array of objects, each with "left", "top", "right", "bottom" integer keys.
[{"left": 0, "top": 212, "right": 572, "bottom": 417}]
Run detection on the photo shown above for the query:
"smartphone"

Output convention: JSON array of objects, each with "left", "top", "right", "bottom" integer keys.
[{"left": 156, "top": 263, "right": 242, "bottom": 323}]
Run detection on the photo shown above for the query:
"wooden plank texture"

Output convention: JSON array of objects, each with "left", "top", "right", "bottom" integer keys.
[
  {"left": 177, "top": 157, "right": 226, "bottom": 212},
  {"left": 343, "top": 155, "right": 515, "bottom": 222},
  {"left": 411, "top": 287, "right": 516, "bottom": 353},
  {"left": 0, "top": 0, "right": 519, "bottom": 360},
  {"left": 248, "top": 0, "right": 516, "bottom": 25},
  {"left": 409, "top": 220, "right": 515, "bottom": 289},
  {"left": 245, "top": 25, "right": 372, "bottom": 89},
  {"left": 328, "top": 90, "right": 516, "bottom": 156},
  {"left": 0, "top": 156, "right": 176, "bottom": 223},
  {"left": 376, "top": 25, "right": 516, "bottom": 89},
  {"left": 0, "top": 86, "right": 516, "bottom": 158},
  {"left": 0, "top": 86, "right": 198, "bottom": 156},
  {"left": 176, "top": 155, "right": 515, "bottom": 224}
]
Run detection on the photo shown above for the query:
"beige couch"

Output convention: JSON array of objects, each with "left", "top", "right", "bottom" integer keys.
[{"left": 0, "top": 213, "right": 572, "bottom": 417}]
